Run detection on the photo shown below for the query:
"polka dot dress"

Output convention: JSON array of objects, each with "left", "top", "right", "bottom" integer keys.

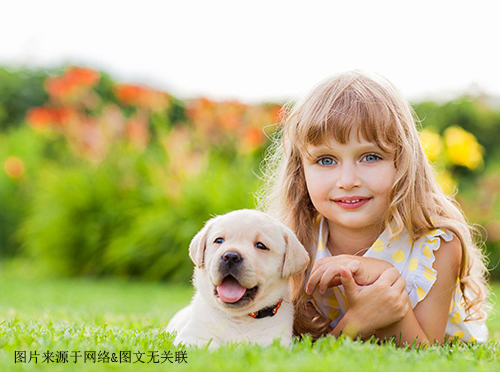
[{"left": 309, "top": 217, "right": 488, "bottom": 343}]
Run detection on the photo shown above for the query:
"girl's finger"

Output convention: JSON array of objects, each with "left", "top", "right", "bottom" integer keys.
[
  {"left": 339, "top": 265, "right": 358, "bottom": 297},
  {"left": 330, "top": 276, "right": 342, "bottom": 287},
  {"left": 318, "top": 267, "right": 340, "bottom": 295},
  {"left": 375, "top": 267, "right": 400, "bottom": 288},
  {"left": 345, "top": 260, "right": 361, "bottom": 279},
  {"left": 305, "top": 265, "right": 328, "bottom": 295},
  {"left": 392, "top": 275, "right": 406, "bottom": 292}
]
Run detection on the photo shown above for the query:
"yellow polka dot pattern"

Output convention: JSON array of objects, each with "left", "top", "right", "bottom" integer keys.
[
  {"left": 328, "top": 293, "right": 339, "bottom": 307},
  {"left": 371, "top": 239, "right": 385, "bottom": 252},
  {"left": 417, "top": 286, "right": 425, "bottom": 299},
  {"left": 318, "top": 238, "right": 325, "bottom": 252},
  {"left": 328, "top": 308, "right": 340, "bottom": 320},
  {"left": 451, "top": 312, "right": 461, "bottom": 324},
  {"left": 424, "top": 271, "right": 436, "bottom": 282},
  {"left": 337, "top": 288, "right": 349, "bottom": 310},
  {"left": 423, "top": 245, "right": 432, "bottom": 258},
  {"left": 392, "top": 250, "right": 405, "bottom": 263},
  {"left": 408, "top": 258, "right": 418, "bottom": 271}
]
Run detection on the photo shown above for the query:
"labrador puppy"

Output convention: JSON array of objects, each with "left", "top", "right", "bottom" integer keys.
[{"left": 166, "top": 209, "right": 309, "bottom": 348}]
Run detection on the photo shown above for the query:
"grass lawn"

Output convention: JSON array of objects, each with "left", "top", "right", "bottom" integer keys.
[{"left": 0, "top": 261, "right": 499, "bottom": 371}]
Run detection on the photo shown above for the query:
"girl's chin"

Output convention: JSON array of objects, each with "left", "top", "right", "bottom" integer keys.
[{"left": 326, "top": 216, "right": 384, "bottom": 231}]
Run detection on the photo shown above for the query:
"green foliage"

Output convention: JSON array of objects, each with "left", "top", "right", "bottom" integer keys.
[
  {"left": 414, "top": 98, "right": 500, "bottom": 278},
  {"left": 18, "top": 142, "right": 261, "bottom": 281},
  {"left": 0, "top": 67, "right": 50, "bottom": 130},
  {"left": 0, "top": 127, "right": 47, "bottom": 256}
]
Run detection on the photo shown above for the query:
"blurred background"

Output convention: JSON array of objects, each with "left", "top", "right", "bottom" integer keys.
[{"left": 1, "top": 0, "right": 500, "bottom": 282}]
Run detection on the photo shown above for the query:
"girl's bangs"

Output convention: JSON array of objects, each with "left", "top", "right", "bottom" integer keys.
[{"left": 292, "top": 84, "right": 399, "bottom": 156}]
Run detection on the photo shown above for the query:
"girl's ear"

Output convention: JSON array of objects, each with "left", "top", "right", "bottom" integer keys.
[
  {"left": 189, "top": 218, "right": 215, "bottom": 268},
  {"left": 281, "top": 228, "right": 310, "bottom": 278}
]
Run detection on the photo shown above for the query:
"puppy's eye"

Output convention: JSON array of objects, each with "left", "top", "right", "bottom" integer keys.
[
  {"left": 214, "top": 238, "right": 224, "bottom": 244},
  {"left": 255, "top": 242, "right": 269, "bottom": 251}
]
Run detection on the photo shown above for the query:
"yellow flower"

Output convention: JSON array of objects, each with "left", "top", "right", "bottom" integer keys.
[
  {"left": 435, "top": 169, "right": 456, "bottom": 195},
  {"left": 419, "top": 129, "right": 442, "bottom": 162},
  {"left": 444, "top": 126, "right": 484, "bottom": 170}
]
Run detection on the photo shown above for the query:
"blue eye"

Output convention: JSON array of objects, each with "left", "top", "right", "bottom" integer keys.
[
  {"left": 318, "top": 157, "right": 336, "bottom": 166},
  {"left": 214, "top": 238, "right": 225, "bottom": 244},
  {"left": 362, "top": 154, "right": 382, "bottom": 162},
  {"left": 255, "top": 242, "right": 269, "bottom": 250}
]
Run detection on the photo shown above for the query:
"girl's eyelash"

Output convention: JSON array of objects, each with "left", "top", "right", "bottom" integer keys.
[
  {"left": 316, "top": 156, "right": 336, "bottom": 165},
  {"left": 362, "top": 153, "right": 383, "bottom": 161}
]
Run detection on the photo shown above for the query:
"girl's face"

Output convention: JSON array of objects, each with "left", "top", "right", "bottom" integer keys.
[{"left": 302, "top": 131, "right": 397, "bottom": 235}]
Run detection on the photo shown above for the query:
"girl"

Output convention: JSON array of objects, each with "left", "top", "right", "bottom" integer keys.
[{"left": 258, "top": 70, "right": 489, "bottom": 345}]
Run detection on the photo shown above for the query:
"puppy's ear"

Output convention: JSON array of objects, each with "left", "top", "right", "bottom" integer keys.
[
  {"left": 189, "top": 218, "right": 215, "bottom": 268},
  {"left": 281, "top": 228, "right": 310, "bottom": 278}
]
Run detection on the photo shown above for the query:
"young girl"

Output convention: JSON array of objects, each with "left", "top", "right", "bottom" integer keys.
[{"left": 258, "top": 70, "right": 489, "bottom": 345}]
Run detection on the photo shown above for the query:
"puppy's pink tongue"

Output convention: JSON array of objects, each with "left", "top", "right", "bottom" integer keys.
[{"left": 217, "top": 276, "right": 246, "bottom": 303}]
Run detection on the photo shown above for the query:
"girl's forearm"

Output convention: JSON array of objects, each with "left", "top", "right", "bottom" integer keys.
[
  {"left": 331, "top": 308, "right": 432, "bottom": 347},
  {"left": 375, "top": 309, "right": 431, "bottom": 347},
  {"left": 330, "top": 310, "right": 377, "bottom": 339}
]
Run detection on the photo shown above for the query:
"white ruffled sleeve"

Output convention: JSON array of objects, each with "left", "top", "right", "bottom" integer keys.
[{"left": 406, "top": 228, "right": 454, "bottom": 308}]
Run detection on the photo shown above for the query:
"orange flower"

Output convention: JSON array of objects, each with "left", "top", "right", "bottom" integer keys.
[
  {"left": 25, "top": 106, "right": 76, "bottom": 130},
  {"left": 4, "top": 156, "right": 25, "bottom": 179},
  {"left": 45, "top": 67, "right": 100, "bottom": 101},
  {"left": 114, "top": 84, "right": 144, "bottom": 106},
  {"left": 51, "top": 107, "right": 77, "bottom": 128},
  {"left": 44, "top": 77, "right": 73, "bottom": 98},
  {"left": 269, "top": 104, "right": 284, "bottom": 123},
  {"left": 114, "top": 84, "right": 170, "bottom": 111},
  {"left": 64, "top": 66, "right": 100, "bottom": 87},
  {"left": 242, "top": 126, "right": 266, "bottom": 151},
  {"left": 26, "top": 107, "right": 53, "bottom": 129}
]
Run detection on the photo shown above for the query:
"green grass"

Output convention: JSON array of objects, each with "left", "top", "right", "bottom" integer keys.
[{"left": 0, "top": 261, "right": 499, "bottom": 371}]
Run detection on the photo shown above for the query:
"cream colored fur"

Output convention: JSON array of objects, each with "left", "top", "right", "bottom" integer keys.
[{"left": 166, "top": 209, "right": 309, "bottom": 348}]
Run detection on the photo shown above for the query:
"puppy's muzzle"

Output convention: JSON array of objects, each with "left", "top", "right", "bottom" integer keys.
[
  {"left": 215, "top": 250, "right": 258, "bottom": 305},
  {"left": 221, "top": 251, "right": 242, "bottom": 268}
]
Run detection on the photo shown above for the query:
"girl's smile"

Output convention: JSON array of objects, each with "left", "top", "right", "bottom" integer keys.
[
  {"left": 332, "top": 196, "right": 372, "bottom": 209},
  {"left": 302, "top": 132, "right": 397, "bottom": 250}
]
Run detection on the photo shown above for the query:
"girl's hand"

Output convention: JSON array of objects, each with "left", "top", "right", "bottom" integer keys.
[
  {"left": 305, "top": 255, "right": 393, "bottom": 295},
  {"left": 338, "top": 266, "right": 411, "bottom": 336}
]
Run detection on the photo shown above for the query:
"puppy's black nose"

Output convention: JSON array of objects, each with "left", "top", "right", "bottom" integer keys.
[{"left": 221, "top": 251, "right": 242, "bottom": 266}]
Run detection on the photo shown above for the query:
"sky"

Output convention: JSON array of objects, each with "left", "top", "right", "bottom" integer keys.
[{"left": 1, "top": 0, "right": 499, "bottom": 104}]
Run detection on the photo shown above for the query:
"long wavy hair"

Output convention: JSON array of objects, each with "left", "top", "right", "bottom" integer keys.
[{"left": 257, "top": 70, "right": 490, "bottom": 338}]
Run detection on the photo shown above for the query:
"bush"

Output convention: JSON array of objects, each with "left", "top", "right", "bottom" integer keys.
[{"left": 18, "top": 142, "right": 261, "bottom": 281}]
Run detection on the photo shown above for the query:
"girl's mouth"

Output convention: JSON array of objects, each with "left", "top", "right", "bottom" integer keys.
[{"left": 333, "top": 197, "right": 371, "bottom": 209}]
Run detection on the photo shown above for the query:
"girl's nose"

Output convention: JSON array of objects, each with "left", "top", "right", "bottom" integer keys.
[{"left": 337, "top": 163, "right": 361, "bottom": 190}]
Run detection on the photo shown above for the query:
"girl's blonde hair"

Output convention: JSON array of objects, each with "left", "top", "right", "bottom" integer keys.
[{"left": 257, "top": 70, "right": 490, "bottom": 338}]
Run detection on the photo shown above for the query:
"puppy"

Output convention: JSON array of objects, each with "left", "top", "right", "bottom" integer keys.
[{"left": 166, "top": 209, "right": 309, "bottom": 348}]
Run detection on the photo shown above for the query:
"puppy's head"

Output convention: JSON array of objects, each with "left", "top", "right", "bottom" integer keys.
[{"left": 189, "top": 209, "right": 309, "bottom": 313}]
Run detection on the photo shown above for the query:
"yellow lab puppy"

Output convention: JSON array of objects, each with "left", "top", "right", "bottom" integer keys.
[{"left": 166, "top": 209, "right": 309, "bottom": 348}]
